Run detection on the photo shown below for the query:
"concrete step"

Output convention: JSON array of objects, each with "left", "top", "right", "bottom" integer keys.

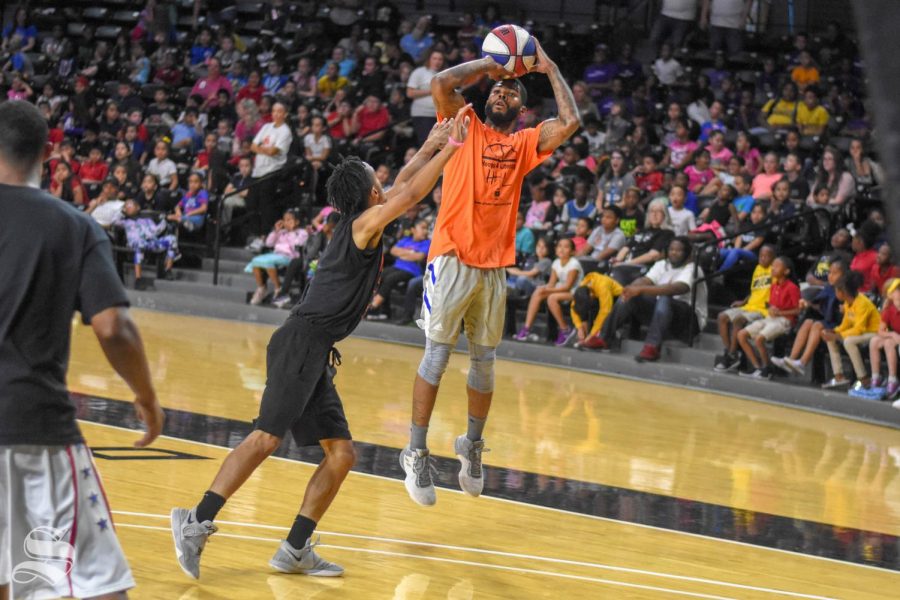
[
  {"left": 217, "top": 247, "right": 257, "bottom": 262},
  {"left": 173, "top": 268, "right": 257, "bottom": 288},
  {"left": 201, "top": 258, "right": 249, "bottom": 274},
  {"left": 151, "top": 279, "right": 250, "bottom": 304}
]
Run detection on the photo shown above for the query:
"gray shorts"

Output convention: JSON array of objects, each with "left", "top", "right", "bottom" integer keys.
[
  {"left": 0, "top": 443, "right": 134, "bottom": 597},
  {"left": 418, "top": 255, "right": 507, "bottom": 348},
  {"left": 744, "top": 316, "right": 792, "bottom": 341}
]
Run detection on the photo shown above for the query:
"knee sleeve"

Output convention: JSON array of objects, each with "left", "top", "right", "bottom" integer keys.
[
  {"left": 417, "top": 338, "right": 452, "bottom": 386},
  {"left": 467, "top": 344, "right": 496, "bottom": 393}
]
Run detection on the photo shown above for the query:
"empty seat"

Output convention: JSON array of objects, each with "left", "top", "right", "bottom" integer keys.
[
  {"left": 95, "top": 25, "right": 123, "bottom": 40},
  {"left": 67, "top": 22, "right": 87, "bottom": 36},
  {"left": 82, "top": 7, "right": 108, "bottom": 21},
  {"left": 111, "top": 11, "right": 141, "bottom": 25}
]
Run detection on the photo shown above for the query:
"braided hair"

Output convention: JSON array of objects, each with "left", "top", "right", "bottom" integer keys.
[{"left": 325, "top": 156, "right": 373, "bottom": 218}]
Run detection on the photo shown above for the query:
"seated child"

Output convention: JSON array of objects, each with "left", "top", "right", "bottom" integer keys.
[
  {"left": 714, "top": 244, "right": 775, "bottom": 371},
  {"left": 121, "top": 199, "right": 179, "bottom": 283},
  {"left": 820, "top": 270, "right": 880, "bottom": 390},
  {"left": 736, "top": 256, "right": 800, "bottom": 379},
  {"left": 571, "top": 272, "right": 623, "bottom": 350},
  {"left": 246, "top": 208, "right": 309, "bottom": 305},
  {"left": 167, "top": 172, "right": 208, "bottom": 232},
  {"left": 868, "top": 278, "right": 900, "bottom": 399},
  {"left": 717, "top": 203, "right": 767, "bottom": 272}
]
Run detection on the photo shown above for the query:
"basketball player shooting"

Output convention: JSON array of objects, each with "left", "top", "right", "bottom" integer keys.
[
  {"left": 400, "top": 37, "right": 581, "bottom": 505},
  {"left": 170, "top": 106, "right": 470, "bottom": 579}
]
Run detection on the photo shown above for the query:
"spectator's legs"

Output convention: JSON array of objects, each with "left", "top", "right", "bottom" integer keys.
[
  {"left": 644, "top": 296, "right": 675, "bottom": 348},
  {"left": 669, "top": 18, "right": 692, "bottom": 48},
  {"left": 266, "top": 268, "right": 282, "bottom": 294},
  {"left": 870, "top": 337, "right": 886, "bottom": 380},
  {"left": 825, "top": 338, "right": 846, "bottom": 379},
  {"left": 246, "top": 186, "right": 262, "bottom": 238},
  {"left": 571, "top": 286, "right": 597, "bottom": 341},
  {"left": 709, "top": 26, "right": 726, "bottom": 52},
  {"left": 843, "top": 334, "right": 876, "bottom": 382},
  {"left": 547, "top": 292, "right": 573, "bottom": 330},
  {"left": 523, "top": 288, "right": 554, "bottom": 329},
  {"left": 885, "top": 338, "right": 900, "bottom": 379},
  {"left": 725, "top": 27, "right": 744, "bottom": 55},
  {"left": 412, "top": 117, "right": 437, "bottom": 146},
  {"left": 754, "top": 335, "right": 770, "bottom": 367},
  {"left": 372, "top": 267, "right": 412, "bottom": 314},
  {"left": 649, "top": 14, "right": 674, "bottom": 50},
  {"left": 718, "top": 313, "right": 733, "bottom": 349},
  {"left": 259, "top": 179, "right": 282, "bottom": 237},
  {"left": 600, "top": 294, "right": 652, "bottom": 343},
  {"left": 278, "top": 258, "right": 306, "bottom": 298},
  {"left": 717, "top": 248, "right": 756, "bottom": 272},
  {"left": 737, "top": 328, "right": 760, "bottom": 368},
  {"left": 399, "top": 276, "right": 424, "bottom": 323},
  {"left": 798, "top": 321, "right": 824, "bottom": 365}
]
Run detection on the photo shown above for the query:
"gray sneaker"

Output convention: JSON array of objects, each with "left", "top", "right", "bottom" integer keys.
[
  {"left": 171, "top": 507, "right": 217, "bottom": 579},
  {"left": 399, "top": 446, "right": 436, "bottom": 506},
  {"left": 455, "top": 435, "right": 488, "bottom": 497},
  {"left": 269, "top": 538, "right": 344, "bottom": 577}
]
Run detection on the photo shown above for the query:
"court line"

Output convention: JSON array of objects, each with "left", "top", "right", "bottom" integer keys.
[
  {"left": 116, "top": 523, "right": 741, "bottom": 600},
  {"left": 113, "top": 510, "right": 837, "bottom": 600},
  {"left": 82, "top": 420, "right": 900, "bottom": 577}
]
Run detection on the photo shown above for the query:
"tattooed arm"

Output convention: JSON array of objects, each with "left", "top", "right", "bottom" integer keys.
[
  {"left": 532, "top": 39, "right": 581, "bottom": 153},
  {"left": 431, "top": 57, "right": 507, "bottom": 118}
]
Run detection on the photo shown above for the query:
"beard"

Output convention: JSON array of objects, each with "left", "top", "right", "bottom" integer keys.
[{"left": 485, "top": 101, "right": 518, "bottom": 127}]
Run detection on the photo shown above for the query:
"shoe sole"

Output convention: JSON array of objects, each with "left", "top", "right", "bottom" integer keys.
[
  {"left": 456, "top": 452, "right": 483, "bottom": 497},
  {"left": 398, "top": 451, "right": 436, "bottom": 507},
  {"left": 268, "top": 558, "right": 344, "bottom": 577},
  {"left": 170, "top": 508, "right": 199, "bottom": 580}
]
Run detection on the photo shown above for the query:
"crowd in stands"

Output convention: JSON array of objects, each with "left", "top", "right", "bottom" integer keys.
[{"left": 3, "top": 0, "right": 898, "bottom": 405}]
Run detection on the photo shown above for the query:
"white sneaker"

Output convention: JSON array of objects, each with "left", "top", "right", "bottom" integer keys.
[
  {"left": 269, "top": 538, "right": 343, "bottom": 577},
  {"left": 246, "top": 237, "right": 265, "bottom": 252},
  {"left": 786, "top": 358, "right": 805, "bottom": 376},
  {"left": 399, "top": 446, "right": 436, "bottom": 506},
  {"left": 822, "top": 377, "right": 851, "bottom": 389},
  {"left": 250, "top": 286, "right": 267, "bottom": 305},
  {"left": 892, "top": 398, "right": 900, "bottom": 409},
  {"left": 455, "top": 435, "right": 487, "bottom": 497},
  {"left": 170, "top": 507, "right": 217, "bottom": 580}
]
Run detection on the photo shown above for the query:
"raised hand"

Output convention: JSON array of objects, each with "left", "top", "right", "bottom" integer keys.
[
  {"left": 426, "top": 117, "right": 454, "bottom": 149},
  {"left": 450, "top": 103, "right": 472, "bottom": 144},
  {"left": 529, "top": 37, "right": 556, "bottom": 75}
]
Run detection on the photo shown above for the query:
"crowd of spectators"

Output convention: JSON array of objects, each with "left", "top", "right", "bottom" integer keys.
[{"left": 2, "top": 0, "right": 897, "bottom": 403}]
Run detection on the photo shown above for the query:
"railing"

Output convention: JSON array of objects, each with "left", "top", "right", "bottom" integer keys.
[
  {"left": 686, "top": 207, "right": 834, "bottom": 346},
  {"left": 210, "top": 159, "right": 302, "bottom": 286}
]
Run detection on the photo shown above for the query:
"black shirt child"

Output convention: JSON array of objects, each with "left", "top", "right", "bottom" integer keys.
[{"left": 0, "top": 184, "right": 129, "bottom": 445}]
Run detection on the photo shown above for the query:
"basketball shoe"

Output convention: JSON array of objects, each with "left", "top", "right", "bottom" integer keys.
[
  {"left": 171, "top": 507, "right": 217, "bottom": 579},
  {"left": 455, "top": 435, "right": 487, "bottom": 497},
  {"left": 399, "top": 446, "right": 436, "bottom": 506},
  {"left": 269, "top": 538, "right": 344, "bottom": 576}
]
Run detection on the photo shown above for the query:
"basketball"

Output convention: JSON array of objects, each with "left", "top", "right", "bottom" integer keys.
[{"left": 481, "top": 24, "right": 537, "bottom": 78}]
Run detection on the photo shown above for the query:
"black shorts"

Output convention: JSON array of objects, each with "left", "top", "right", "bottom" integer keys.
[{"left": 254, "top": 316, "right": 351, "bottom": 446}]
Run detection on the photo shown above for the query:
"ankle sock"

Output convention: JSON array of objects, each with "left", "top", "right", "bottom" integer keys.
[
  {"left": 466, "top": 414, "right": 486, "bottom": 442},
  {"left": 287, "top": 515, "right": 317, "bottom": 550},
  {"left": 410, "top": 423, "right": 428, "bottom": 450},
  {"left": 195, "top": 490, "right": 226, "bottom": 523}
]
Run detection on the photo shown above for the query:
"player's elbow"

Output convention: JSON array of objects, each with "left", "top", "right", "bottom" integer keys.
[
  {"left": 561, "top": 115, "right": 582, "bottom": 135},
  {"left": 91, "top": 306, "right": 133, "bottom": 343}
]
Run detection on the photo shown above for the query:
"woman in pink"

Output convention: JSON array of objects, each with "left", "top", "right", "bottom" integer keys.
[
  {"left": 232, "top": 99, "right": 263, "bottom": 156},
  {"left": 751, "top": 152, "right": 783, "bottom": 201},
  {"left": 684, "top": 149, "right": 716, "bottom": 194},
  {"left": 805, "top": 146, "right": 855, "bottom": 208},
  {"left": 664, "top": 119, "right": 698, "bottom": 171},
  {"left": 735, "top": 131, "right": 761, "bottom": 175}
]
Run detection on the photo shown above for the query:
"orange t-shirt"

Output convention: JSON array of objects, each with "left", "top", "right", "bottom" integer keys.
[{"left": 429, "top": 106, "right": 552, "bottom": 268}]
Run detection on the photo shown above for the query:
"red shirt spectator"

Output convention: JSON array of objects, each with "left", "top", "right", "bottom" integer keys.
[
  {"left": 236, "top": 80, "right": 264, "bottom": 106},
  {"left": 882, "top": 302, "right": 900, "bottom": 333},
  {"left": 769, "top": 277, "right": 801, "bottom": 324},
  {"left": 354, "top": 99, "right": 391, "bottom": 141},
  {"left": 870, "top": 259, "right": 900, "bottom": 296},
  {"left": 851, "top": 247, "right": 878, "bottom": 292},
  {"left": 636, "top": 170, "right": 663, "bottom": 194},
  {"left": 79, "top": 158, "right": 109, "bottom": 183}
]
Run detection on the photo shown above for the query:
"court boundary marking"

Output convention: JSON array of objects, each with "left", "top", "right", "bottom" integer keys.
[
  {"left": 82, "top": 420, "right": 900, "bottom": 578},
  {"left": 117, "top": 522, "right": 823, "bottom": 600},
  {"left": 114, "top": 510, "right": 840, "bottom": 599}
]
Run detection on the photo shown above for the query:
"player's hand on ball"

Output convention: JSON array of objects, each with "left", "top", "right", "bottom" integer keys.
[
  {"left": 426, "top": 117, "right": 453, "bottom": 149},
  {"left": 451, "top": 103, "right": 472, "bottom": 144},
  {"left": 530, "top": 37, "right": 555, "bottom": 74}
]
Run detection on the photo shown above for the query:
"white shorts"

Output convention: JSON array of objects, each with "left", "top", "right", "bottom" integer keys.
[
  {"left": 419, "top": 254, "right": 507, "bottom": 348},
  {"left": 0, "top": 444, "right": 134, "bottom": 599},
  {"left": 720, "top": 307, "right": 764, "bottom": 323},
  {"left": 743, "top": 316, "right": 792, "bottom": 341}
]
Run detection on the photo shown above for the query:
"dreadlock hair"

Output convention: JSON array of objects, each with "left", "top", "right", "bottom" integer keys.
[{"left": 326, "top": 155, "right": 373, "bottom": 218}]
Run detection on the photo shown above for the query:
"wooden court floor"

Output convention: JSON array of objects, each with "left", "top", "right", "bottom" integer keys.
[{"left": 65, "top": 309, "right": 900, "bottom": 599}]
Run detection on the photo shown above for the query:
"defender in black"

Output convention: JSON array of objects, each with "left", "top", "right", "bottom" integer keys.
[{"left": 171, "top": 105, "right": 472, "bottom": 579}]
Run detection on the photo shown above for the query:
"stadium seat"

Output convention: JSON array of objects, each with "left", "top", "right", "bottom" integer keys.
[
  {"left": 82, "top": 8, "right": 108, "bottom": 22},
  {"left": 95, "top": 25, "right": 123, "bottom": 40},
  {"left": 111, "top": 11, "right": 141, "bottom": 25}
]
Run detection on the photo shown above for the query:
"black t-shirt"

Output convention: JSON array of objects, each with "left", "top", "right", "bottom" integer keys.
[
  {"left": 787, "top": 176, "right": 810, "bottom": 204},
  {"left": 293, "top": 216, "right": 384, "bottom": 341},
  {"left": 705, "top": 202, "right": 732, "bottom": 228},
  {"left": 629, "top": 227, "right": 674, "bottom": 258},
  {"left": 0, "top": 184, "right": 129, "bottom": 445}
]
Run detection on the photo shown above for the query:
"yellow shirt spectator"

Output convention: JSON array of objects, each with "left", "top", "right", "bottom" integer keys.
[
  {"left": 317, "top": 74, "right": 348, "bottom": 99},
  {"left": 743, "top": 264, "right": 773, "bottom": 316},
  {"left": 835, "top": 293, "right": 880, "bottom": 338},
  {"left": 796, "top": 103, "right": 830, "bottom": 136},
  {"left": 761, "top": 98, "right": 798, "bottom": 127}
]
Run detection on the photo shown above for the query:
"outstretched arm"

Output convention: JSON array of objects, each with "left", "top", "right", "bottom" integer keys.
[
  {"left": 431, "top": 57, "right": 507, "bottom": 118},
  {"left": 393, "top": 122, "right": 446, "bottom": 189},
  {"left": 532, "top": 39, "right": 581, "bottom": 153},
  {"left": 352, "top": 105, "right": 471, "bottom": 248}
]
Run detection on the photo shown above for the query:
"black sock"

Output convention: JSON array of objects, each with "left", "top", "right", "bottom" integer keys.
[
  {"left": 287, "top": 515, "right": 317, "bottom": 549},
  {"left": 195, "top": 491, "right": 226, "bottom": 523}
]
